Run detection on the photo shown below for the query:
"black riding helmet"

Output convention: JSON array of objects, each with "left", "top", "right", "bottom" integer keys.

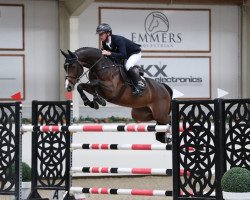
[{"left": 96, "top": 23, "right": 112, "bottom": 34}]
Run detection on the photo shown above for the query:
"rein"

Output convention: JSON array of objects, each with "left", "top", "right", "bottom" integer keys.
[{"left": 80, "top": 55, "right": 104, "bottom": 80}]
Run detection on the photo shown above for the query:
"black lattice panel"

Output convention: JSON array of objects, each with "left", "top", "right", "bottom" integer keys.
[
  {"left": 224, "top": 100, "right": 250, "bottom": 170},
  {"left": 0, "top": 103, "right": 21, "bottom": 199},
  {"left": 33, "top": 102, "right": 71, "bottom": 190},
  {"left": 177, "top": 102, "right": 217, "bottom": 197}
]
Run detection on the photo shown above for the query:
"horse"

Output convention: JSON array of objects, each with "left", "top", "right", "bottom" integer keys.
[{"left": 61, "top": 47, "right": 173, "bottom": 143}]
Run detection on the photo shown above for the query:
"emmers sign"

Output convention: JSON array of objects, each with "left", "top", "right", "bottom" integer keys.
[{"left": 99, "top": 8, "right": 211, "bottom": 52}]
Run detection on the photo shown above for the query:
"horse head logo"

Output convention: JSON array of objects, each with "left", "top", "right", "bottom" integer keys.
[{"left": 144, "top": 11, "right": 169, "bottom": 36}]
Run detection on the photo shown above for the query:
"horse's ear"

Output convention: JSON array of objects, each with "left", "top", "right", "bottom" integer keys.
[
  {"left": 60, "top": 49, "right": 68, "bottom": 58},
  {"left": 67, "top": 50, "right": 77, "bottom": 58}
]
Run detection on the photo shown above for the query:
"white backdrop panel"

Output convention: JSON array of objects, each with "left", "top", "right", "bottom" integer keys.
[
  {"left": 0, "top": 4, "right": 23, "bottom": 49},
  {"left": 0, "top": 55, "right": 24, "bottom": 99},
  {"left": 100, "top": 8, "right": 210, "bottom": 52},
  {"left": 139, "top": 56, "right": 211, "bottom": 98}
]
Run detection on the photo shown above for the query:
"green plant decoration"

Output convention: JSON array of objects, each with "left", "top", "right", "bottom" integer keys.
[{"left": 221, "top": 167, "right": 250, "bottom": 193}]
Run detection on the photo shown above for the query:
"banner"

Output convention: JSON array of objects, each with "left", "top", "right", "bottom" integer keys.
[
  {"left": 139, "top": 56, "right": 211, "bottom": 99},
  {"left": 99, "top": 7, "right": 211, "bottom": 52}
]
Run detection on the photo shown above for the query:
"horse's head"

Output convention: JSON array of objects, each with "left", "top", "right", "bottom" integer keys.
[{"left": 61, "top": 49, "right": 84, "bottom": 92}]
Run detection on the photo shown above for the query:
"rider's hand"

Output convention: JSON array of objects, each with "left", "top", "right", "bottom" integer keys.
[{"left": 102, "top": 50, "right": 111, "bottom": 56}]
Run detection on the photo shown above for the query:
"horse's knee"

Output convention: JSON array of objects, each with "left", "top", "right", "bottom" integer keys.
[{"left": 90, "top": 80, "right": 99, "bottom": 87}]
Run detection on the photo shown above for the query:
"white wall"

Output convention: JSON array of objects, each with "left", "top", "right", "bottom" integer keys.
[
  {"left": 0, "top": 0, "right": 59, "bottom": 106},
  {"left": 77, "top": 2, "right": 241, "bottom": 100}
]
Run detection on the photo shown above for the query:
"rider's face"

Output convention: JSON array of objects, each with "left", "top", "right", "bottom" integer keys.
[{"left": 99, "top": 32, "right": 109, "bottom": 42}]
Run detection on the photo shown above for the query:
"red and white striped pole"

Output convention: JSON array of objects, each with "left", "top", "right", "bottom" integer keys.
[
  {"left": 21, "top": 124, "right": 171, "bottom": 132},
  {"left": 70, "top": 143, "right": 201, "bottom": 151},
  {"left": 71, "top": 167, "right": 172, "bottom": 175},
  {"left": 70, "top": 187, "right": 172, "bottom": 196},
  {"left": 70, "top": 143, "right": 172, "bottom": 151}
]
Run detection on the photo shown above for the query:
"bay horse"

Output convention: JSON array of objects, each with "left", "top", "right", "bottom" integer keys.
[{"left": 61, "top": 47, "right": 173, "bottom": 143}]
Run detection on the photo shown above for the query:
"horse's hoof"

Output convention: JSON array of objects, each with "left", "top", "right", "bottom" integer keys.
[
  {"left": 155, "top": 132, "right": 171, "bottom": 144},
  {"left": 92, "top": 101, "right": 99, "bottom": 110},
  {"left": 94, "top": 95, "right": 106, "bottom": 106},
  {"left": 166, "top": 137, "right": 172, "bottom": 144},
  {"left": 83, "top": 100, "right": 91, "bottom": 106}
]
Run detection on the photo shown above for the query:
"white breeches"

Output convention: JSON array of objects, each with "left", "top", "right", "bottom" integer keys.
[{"left": 125, "top": 52, "right": 142, "bottom": 71}]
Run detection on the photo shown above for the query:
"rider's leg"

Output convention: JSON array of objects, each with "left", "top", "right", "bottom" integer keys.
[
  {"left": 126, "top": 52, "right": 145, "bottom": 96},
  {"left": 128, "top": 67, "right": 145, "bottom": 95}
]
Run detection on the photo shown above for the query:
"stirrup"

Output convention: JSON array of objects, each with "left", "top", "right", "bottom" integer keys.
[{"left": 138, "top": 81, "right": 145, "bottom": 90}]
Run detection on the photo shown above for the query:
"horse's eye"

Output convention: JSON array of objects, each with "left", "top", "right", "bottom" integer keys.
[{"left": 64, "top": 63, "right": 69, "bottom": 69}]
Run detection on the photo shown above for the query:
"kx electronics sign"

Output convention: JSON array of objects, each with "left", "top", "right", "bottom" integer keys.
[
  {"left": 138, "top": 57, "right": 211, "bottom": 99},
  {"left": 99, "top": 8, "right": 211, "bottom": 52}
]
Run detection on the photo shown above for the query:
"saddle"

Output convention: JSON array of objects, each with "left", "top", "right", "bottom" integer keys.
[
  {"left": 108, "top": 58, "right": 146, "bottom": 97},
  {"left": 110, "top": 58, "right": 144, "bottom": 80}
]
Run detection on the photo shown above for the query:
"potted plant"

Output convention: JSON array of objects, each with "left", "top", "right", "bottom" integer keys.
[
  {"left": 221, "top": 167, "right": 250, "bottom": 200},
  {"left": 21, "top": 162, "right": 32, "bottom": 199},
  {"left": 7, "top": 162, "right": 31, "bottom": 199}
]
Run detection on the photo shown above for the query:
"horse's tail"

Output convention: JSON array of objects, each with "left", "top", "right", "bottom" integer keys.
[
  {"left": 162, "top": 83, "right": 173, "bottom": 114},
  {"left": 162, "top": 83, "right": 173, "bottom": 100}
]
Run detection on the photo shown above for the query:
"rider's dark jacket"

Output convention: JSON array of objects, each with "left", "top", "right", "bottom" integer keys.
[{"left": 101, "top": 35, "right": 141, "bottom": 60}]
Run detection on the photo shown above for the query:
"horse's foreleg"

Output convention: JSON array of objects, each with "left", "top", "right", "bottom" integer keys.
[
  {"left": 89, "top": 80, "right": 107, "bottom": 106},
  {"left": 77, "top": 83, "right": 99, "bottom": 109},
  {"left": 93, "top": 93, "right": 106, "bottom": 106}
]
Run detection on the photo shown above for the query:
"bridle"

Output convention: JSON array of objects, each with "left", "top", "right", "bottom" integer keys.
[{"left": 65, "top": 53, "right": 104, "bottom": 84}]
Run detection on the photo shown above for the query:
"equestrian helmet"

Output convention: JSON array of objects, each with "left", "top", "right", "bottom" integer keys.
[{"left": 96, "top": 23, "right": 112, "bottom": 34}]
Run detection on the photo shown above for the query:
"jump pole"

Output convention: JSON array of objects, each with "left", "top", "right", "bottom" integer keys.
[
  {"left": 21, "top": 124, "right": 171, "bottom": 132},
  {"left": 71, "top": 167, "right": 172, "bottom": 175},
  {"left": 70, "top": 187, "right": 173, "bottom": 197}
]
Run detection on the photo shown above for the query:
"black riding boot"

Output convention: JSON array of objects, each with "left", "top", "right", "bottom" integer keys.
[{"left": 128, "top": 67, "right": 145, "bottom": 96}]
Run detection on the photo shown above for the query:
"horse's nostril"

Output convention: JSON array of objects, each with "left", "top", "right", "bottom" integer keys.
[{"left": 67, "top": 85, "right": 72, "bottom": 91}]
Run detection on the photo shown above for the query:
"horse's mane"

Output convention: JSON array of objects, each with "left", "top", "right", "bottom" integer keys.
[
  {"left": 75, "top": 47, "right": 115, "bottom": 65},
  {"left": 75, "top": 47, "right": 117, "bottom": 65},
  {"left": 75, "top": 47, "right": 101, "bottom": 54}
]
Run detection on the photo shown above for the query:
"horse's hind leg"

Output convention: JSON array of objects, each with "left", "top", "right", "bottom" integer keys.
[
  {"left": 132, "top": 107, "right": 171, "bottom": 144},
  {"left": 150, "top": 103, "right": 171, "bottom": 144},
  {"left": 131, "top": 107, "right": 154, "bottom": 122},
  {"left": 155, "top": 121, "right": 172, "bottom": 144}
]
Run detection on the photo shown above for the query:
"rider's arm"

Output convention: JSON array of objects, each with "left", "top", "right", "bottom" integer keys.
[
  {"left": 110, "top": 38, "right": 127, "bottom": 59},
  {"left": 101, "top": 42, "right": 108, "bottom": 50}
]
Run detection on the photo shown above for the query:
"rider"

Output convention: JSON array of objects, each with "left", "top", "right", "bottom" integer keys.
[{"left": 96, "top": 23, "right": 145, "bottom": 96}]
